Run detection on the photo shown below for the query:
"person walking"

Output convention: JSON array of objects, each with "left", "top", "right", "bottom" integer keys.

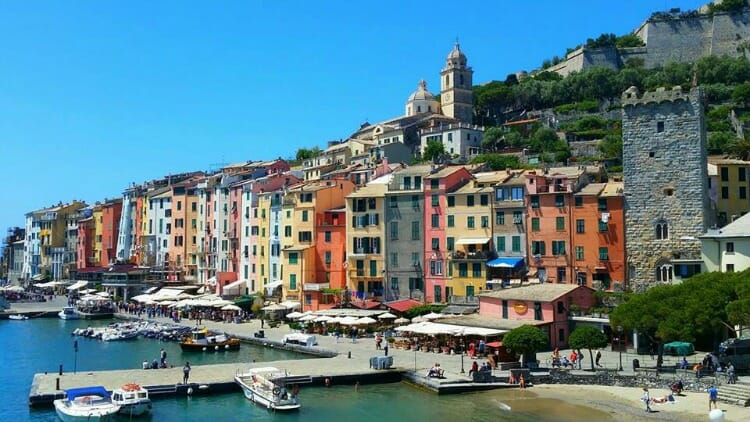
[
  {"left": 595, "top": 350, "right": 602, "bottom": 367},
  {"left": 641, "top": 387, "right": 652, "bottom": 413},
  {"left": 576, "top": 349, "right": 583, "bottom": 369},
  {"left": 183, "top": 362, "right": 191, "bottom": 384},
  {"left": 384, "top": 340, "right": 389, "bottom": 356},
  {"left": 708, "top": 384, "right": 718, "bottom": 411}
]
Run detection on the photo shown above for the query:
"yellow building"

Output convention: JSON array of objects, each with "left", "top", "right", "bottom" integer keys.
[
  {"left": 38, "top": 201, "right": 86, "bottom": 278},
  {"left": 445, "top": 176, "right": 495, "bottom": 297},
  {"left": 282, "top": 180, "right": 356, "bottom": 302},
  {"left": 345, "top": 177, "right": 389, "bottom": 301},
  {"left": 92, "top": 204, "right": 103, "bottom": 267},
  {"left": 715, "top": 159, "right": 750, "bottom": 226}
]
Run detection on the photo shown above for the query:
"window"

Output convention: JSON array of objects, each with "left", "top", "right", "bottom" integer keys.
[
  {"left": 496, "top": 211, "right": 505, "bottom": 225},
  {"left": 657, "top": 121, "right": 664, "bottom": 132},
  {"left": 411, "top": 221, "right": 420, "bottom": 240},
  {"left": 599, "top": 220, "right": 609, "bottom": 232},
  {"left": 656, "top": 263, "right": 673, "bottom": 282},
  {"left": 288, "top": 252, "right": 298, "bottom": 264},
  {"left": 576, "top": 219, "right": 585, "bottom": 233},
  {"left": 284, "top": 226, "right": 292, "bottom": 237},
  {"left": 301, "top": 210, "right": 309, "bottom": 222},
  {"left": 467, "top": 195, "right": 475, "bottom": 207},
  {"left": 531, "top": 241, "right": 546, "bottom": 255},
  {"left": 513, "top": 211, "right": 523, "bottom": 224},
  {"left": 325, "top": 251, "right": 331, "bottom": 265},
  {"left": 447, "top": 196, "right": 455, "bottom": 207},
  {"left": 446, "top": 237, "right": 455, "bottom": 251},
  {"left": 390, "top": 253, "right": 398, "bottom": 267},
  {"left": 325, "top": 231, "right": 331, "bottom": 242},
  {"left": 370, "top": 260, "right": 377, "bottom": 277},
  {"left": 389, "top": 196, "right": 398, "bottom": 208},
  {"left": 447, "top": 215, "right": 454, "bottom": 227},
  {"left": 530, "top": 196, "right": 539, "bottom": 209},
  {"left": 431, "top": 195, "right": 439, "bottom": 207},
  {"left": 575, "top": 196, "right": 583, "bottom": 207},
  {"left": 298, "top": 231, "right": 312, "bottom": 242},
  {"left": 598, "top": 198, "right": 608, "bottom": 211},
  {"left": 575, "top": 246, "right": 584, "bottom": 260},
  {"left": 511, "top": 236, "right": 521, "bottom": 252},
  {"left": 458, "top": 263, "right": 468, "bottom": 277},
  {"left": 480, "top": 194, "right": 489, "bottom": 206},
  {"left": 390, "top": 222, "right": 399, "bottom": 239},
  {"left": 741, "top": 167, "right": 747, "bottom": 182},
  {"left": 555, "top": 194, "right": 564, "bottom": 207},
  {"left": 599, "top": 247, "right": 609, "bottom": 261},
  {"left": 556, "top": 217, "right": 565, "bottom": 231},
  {"left": 481, "top": 216, "right": 489, "bottom": 228},
  {"left": 431, "top": 238, "right": 440, "bottom": 250},
  {"left": 472, "top": 263, "right": 482, "bottom": 277},
  {"left": 467, "top": 216, "right": 475, "bottom": 229},
  {"left": 402, "top": 176, "right": 412, "bottom": 189},
  {"left": 289, "top": 274, "right": 297, "bottom": 290},
  {"left": 430, "top": 179, "right": 439, "bottom": 189},
  {"left": 722, "top": 186, "right": 729, "bottom": 199},
  {"left": 431, "top": 214, "right": 440, "bottom": 228},
  {"left": 727, "top": 242, "right": 735, "bottom": 253},
  {"left": 414, "top": 176, "right": 422, "bottom": 187},
  {"left": 391, "top": 277, "right": 399, "bottom": 291},
  {"left": 741, "top": 186, "right": 747, "bottom": 200},
  {"left": 496, "top": 236, "right": 505, "bottom": 252},
  {"left": 502, "top": 300, "right": 508, "bottom": 318},
  {"left": 721, "top": 167, "right": 729, "bottom": 182},
  {"left": 531, "top": 218, "right": 540, "bottom": 232},
  {"left": 655, "top": 221, "right": 668, "bottom": 240},
  {"left": 411, "top": 195, "right": 420, "bottom": 209},
  {"left": 727, "top": 264, "right": 735, "bottom": 273},
  {"left": 557, "top": 267, "right": 566, "bottom": 282},
  {"left": 534, "top": 302, "right": 542, "bottom": 321},
  {"left": 429, "top": 260, "right": 443, "bottom": 275},
  {"left": 552, "top": 240, "right": 566, "bottom": 255}
]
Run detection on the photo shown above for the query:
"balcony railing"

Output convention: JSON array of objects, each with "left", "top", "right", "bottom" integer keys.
[{"left": 450, "top": 250, "right": 497, "bottom": 261}]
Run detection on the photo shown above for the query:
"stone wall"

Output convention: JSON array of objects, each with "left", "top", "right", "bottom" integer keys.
[{"left": 621, "top": 86, "right": 709, "bottom": 290}]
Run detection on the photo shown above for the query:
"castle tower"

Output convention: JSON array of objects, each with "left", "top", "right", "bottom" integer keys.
[
  {"left": 622, "top": 86, "right": 710, "bottom": 291},
  {"left": 440, "top": 42, "right": 473, "bottom": 124}
]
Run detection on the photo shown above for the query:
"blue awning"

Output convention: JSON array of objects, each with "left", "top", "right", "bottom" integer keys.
[
  {"left": 65, "top": 386, "right": 110, "bottom": 401},
  {"left": 487, "top": 257, "right": 524, "bottom": 268}
]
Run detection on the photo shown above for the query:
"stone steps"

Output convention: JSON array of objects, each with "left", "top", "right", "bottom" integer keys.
[{"left": 717, "top": 382, "right": 750, "bottom": 407}]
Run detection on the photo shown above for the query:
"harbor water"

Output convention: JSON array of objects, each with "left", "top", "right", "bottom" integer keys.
[{"left": 3, "top": 318, "right": 611, "bottom": 421}]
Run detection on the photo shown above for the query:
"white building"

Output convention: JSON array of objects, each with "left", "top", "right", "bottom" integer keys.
[
  {"left": 419, "top": 122, "right": 484, "bottom": 159},
  {"left": 701, "top": 212, "right": 750, "bottom": 273}
]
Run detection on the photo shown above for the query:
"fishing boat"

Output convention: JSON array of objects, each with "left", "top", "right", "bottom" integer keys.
[
  {"left": 53, "top": 386, "right": 120, "bottom": 421},
  {"left": 59, "top": 306, "right": 80, "bottom": 320},
  {"left": 180, "top": 328, "right": 241, "bottom": 352},
  {"left": 234, "top": 367, "right": 300, "bottom": 411},
  {"left": 112, "top": 383, "right": 152, "bottom": 416},
  {"left": 8, "top": 314, "right": 29, "bottom": 320}
]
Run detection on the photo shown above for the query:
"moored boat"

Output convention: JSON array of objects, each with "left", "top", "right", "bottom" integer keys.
[
  {"left": 59, "top": 306, "right": 80, "bottom": 320},
  {"left": 112, "top": 383, "right": 152, "bottom": 416},
  {"left": 235, "top": 367, "right": 300, "bottom": 411},
  {"left": 8, "top": 314, "right": 28, "bottom": 320},
  {"left": 53, "top": 385, "right": 120, "bottom": 421},
  {"left": 180, "top": 328, "right": 241, "bottom": 352}
]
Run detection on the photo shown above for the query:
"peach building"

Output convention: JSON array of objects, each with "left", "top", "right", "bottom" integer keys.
[{"left": 100, "top": 199, "right": 122, "bottom": 266}]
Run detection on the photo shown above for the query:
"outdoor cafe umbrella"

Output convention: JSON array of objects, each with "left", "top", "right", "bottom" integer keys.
[
  {"left": 261, "top": 303, "right": 287, "bottom": 312},
  {"left": 221, "top": 304, "right": 242, "bottom": 312},
  {"left": 298, "top": 314, "right": 318, "bottom": 322},
  {"left": 286, "top": 311, "right": 305, "bottom": 320},
  {"left": 314, "top": 315, "right": 333, "bottom": 323},
  {"left": 412, "top": 316, "right": 427, "bottom": 323},
  {"left": 377, "top": 312, "right": 397, "bottom": 320},
  {"left": 355, "top": 316, "right": 377, "bottom": 325},
  {"left": 339, "top": 316, "right": 359, "bottom": 325},
  {"left": 393, "top": 317, "right": 410, "bottom": 324},
  {"left": 423, "top": 312, "right": 444, "bottom": 320}
]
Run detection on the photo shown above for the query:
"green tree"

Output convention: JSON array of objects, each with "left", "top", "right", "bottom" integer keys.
[
  {"left": 727, "top": 137, "right": 750, "bottom": 160},
  {"left": 470, "top": 153, "right": 523, "bottom": 170},
  {"left": 708, "top": 131, "right": 736, "bottom": 155},
  {"left": 502, "top": 325, "right": 549, "bottom": 367},
  {"left": 732, "top": 82, "right": 750, "bottom": 106},
  {"left": 422, "top": 140, "right": 445, "bottom": 162},
  {"left": 599, "top": 134, "right": 623, "bottom": 159},
  {"left": 529, "top": 127, "right": 560, "bottom": 153},
  {"left": 481, "top": 127, "right": 505, "bottom": 151},
  {"left": 568, "top": 326, "right": 609, "bottom": 371}
]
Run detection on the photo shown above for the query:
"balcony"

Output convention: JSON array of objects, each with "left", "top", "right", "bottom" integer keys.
[
  {"left": 450, "top": 250, "right": 497, "bottom": 261},
  {"left": 303, "top": 282, "right": 330, "bottom": 292}
]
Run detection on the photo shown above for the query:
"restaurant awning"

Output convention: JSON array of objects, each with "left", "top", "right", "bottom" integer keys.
[
  {"left": 222, "top": 279, "right": 246, "bottom": 291},
  {"left": 487, "top": 257, "right": 524, "bottom": 268},
  {"left": 456, "top": 237, "right": 491, "bottom": 245},
  {"left": 67, "top": 280, "right": 89, "bottom": 291}
]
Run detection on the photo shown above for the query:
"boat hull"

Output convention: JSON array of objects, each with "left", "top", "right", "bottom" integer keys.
[
  {"left": 117, "top": 400, "right": 152, "bottom": 416},
  {"left": 59, "top": 311, "right": 80, "bottom": 320},
  {"left": 75, "top": 311, "right": 114, "bottom": 320},
  {"left": 53, "top": 400, "right": 119, "bottom": 421},
  {"left": 235, "top": 375, "right": 300, "bottom": 411}
]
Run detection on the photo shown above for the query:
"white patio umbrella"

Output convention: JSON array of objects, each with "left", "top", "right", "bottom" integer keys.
[
  {"left": 261, "top": 303, "right": 287, "bottom": 312},
  {"left": 377, "top": 312, "right": 397, "bottom": 320},
  {"left": 422, "top": 312, "right": 444, "bottom": 320},
  {"left": 314, "top": 315, "right": 333, "bottom": 323},
  {"left": 221, "top": 304, "right": 242, "bottom": 311},
  {"left": 286, "top": 311, "right": 304, "bottom": 320},
  {"left": 393, "top": 317, "right": 410, "bottom": 324},
  {"left": 412, "top": 316, "right": 427, "bottom": 323},
  {"left": 328, "top": 316, "right": 343, "bottom": 324},
  {"left": 339, "top": 316, "right": 359, "bottom": 325},
  {"left": 211, "top": 300, "right": 235, "bottom": 307},
  {"left": 298, "top": 314, "right": 318, "bottom": 322},
  {"left": 355, "top": 316, "right": 377, "bottom": 325}
]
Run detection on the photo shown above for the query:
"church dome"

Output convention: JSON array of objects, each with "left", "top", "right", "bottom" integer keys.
[
  {"left": 407, "top": 79, "right": 436, "bottom": 102},
  {"left": 446, "top": 42, "right": 467, "bottom": 66}
]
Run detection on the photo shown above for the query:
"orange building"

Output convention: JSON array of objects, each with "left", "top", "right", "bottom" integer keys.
[
  {"left": 77, "top": 216, "right": 96, "bottom": 269},
  {"left": 101, "top": 199, "right": 122, "bottom": 266},
  {"left": 306, "top": 208, "right": 347, "bottom": 310}
]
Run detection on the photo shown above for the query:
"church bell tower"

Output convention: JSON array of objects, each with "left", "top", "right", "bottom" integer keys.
[{"left": 440, "top": 42, "right": 474, "bottom": 124}]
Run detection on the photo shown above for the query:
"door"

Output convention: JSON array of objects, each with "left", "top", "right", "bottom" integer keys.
[{"left": 434, "top": 285, "right": 442, "bottom": 303}]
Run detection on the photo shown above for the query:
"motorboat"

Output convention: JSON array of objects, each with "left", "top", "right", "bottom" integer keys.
[
  {"left": 59, "top": 306, "right": 80, "bottom": 320},
  {"left": 235, "top": 367, "right": 300, "bottom": 411},
  {"left": 112, "top": 383, "right": 152, "bottom": 416},
  {"left": 53, "top": 385, "right": 120, "bottom": 421},
  {"left": 180, "top": 328, "right": 241, "bottom": 352},
  {"left": 75, "top": 295, "right": 114, "bottom": 320},
  {"left": 8, "top": 314, "right": 28, "bottom": 320}
]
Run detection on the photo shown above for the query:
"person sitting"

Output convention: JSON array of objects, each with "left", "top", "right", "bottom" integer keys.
[
  {"left": 650, "top": 393, "right": 675, "bottom": 404},
  {"left": 693, "top": 362, "right": 703, "bottom": 378},
  {"left": 427, "top": 363, "right": 444, "bottom": 378},
  {"left": 468, "top": 361, "right": 479, "bottom": 377},
  {"left": 561, "top": 356, "right": 573, "bottom": 369},
  {"left": 679, "top": 357, "right": 689, "bottom": 370},
  {"left": 551, "top": 355, "right": 562, "bottom": 368}
]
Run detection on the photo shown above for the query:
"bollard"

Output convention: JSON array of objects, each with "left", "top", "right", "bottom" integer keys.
[
  {"left": 348, "top": 351, "right": 351, "bottom": 359},
  {"left": 56, "top": 378, "right": 60, "bottom": 390},
  {"left": 59, "top": 364, "right": 63, "bottom": 376}
]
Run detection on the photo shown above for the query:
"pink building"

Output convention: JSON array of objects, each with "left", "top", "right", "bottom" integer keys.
[{"left": 478, "top": 284, "right": 596, "bottom": 349}]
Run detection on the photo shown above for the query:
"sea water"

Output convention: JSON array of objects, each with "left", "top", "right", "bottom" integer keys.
[{"left": 3, "top": 319, "right": 611, "bottom": 422}]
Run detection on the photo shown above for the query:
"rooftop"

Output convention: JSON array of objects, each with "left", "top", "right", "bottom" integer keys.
[
  {"left": 701, "top": 212, "right": 750, "bottom": 239},
  {"left": 479, "top": 283, "right": 587, "bottom": 302}
]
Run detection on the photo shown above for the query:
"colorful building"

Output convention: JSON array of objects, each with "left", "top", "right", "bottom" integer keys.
[
  {"left": 489, "top": 170, "right": 530, "bottom": 282},
  {"left": 714, "top": 158, "right": 750, "bottom": 227},
  {"left": 305, "top": 207, "right": 347, "bottom": 310},
  {"left": 101, "top": 198, "right": 122, "bottom": 267}
]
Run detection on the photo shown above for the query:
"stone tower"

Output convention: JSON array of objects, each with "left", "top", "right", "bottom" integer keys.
[
  {"left": 622, "top": 86, "right": 710, "bottom": 291},
  {"left": 440, "top": 42, "right": 473, "bottom": 124}
]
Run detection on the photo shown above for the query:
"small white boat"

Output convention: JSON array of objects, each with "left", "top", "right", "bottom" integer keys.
[
  {"left": 112, "top": 383, "right": 152, "bottom": 416},
  {"left": 54, "top": 386, "right": 120, "bottom": 421},
  {"left": 59, "top": 306, "right": 80, "bottom": 320},
  {"left": 8, "top": 314, "right": 28, "bottom": 320},
  {"left": 235, "top": 367, "right": 300, "bottom": 411}
]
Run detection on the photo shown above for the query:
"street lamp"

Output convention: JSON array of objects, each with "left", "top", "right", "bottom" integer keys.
[
  {"left": 457, "top": 329, "right": 466, "bottom": 373},
  {"left": 617, "top": 325, "right": 624, "bottom": 371}
]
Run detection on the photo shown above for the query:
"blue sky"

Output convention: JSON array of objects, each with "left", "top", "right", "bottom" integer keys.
[{"left": 0, "top": 0, "right": 706, "bottom": 230}]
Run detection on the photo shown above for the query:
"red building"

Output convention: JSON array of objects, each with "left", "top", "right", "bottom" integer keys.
[
  {"left": 77, "top": 217, "right": 95, "bottom": 269},
  {"left": 305, "top": 208, "right": 347, "bottom": 310},
  {"left": 101, "top": 199, "right": 122, "bottom": 266}
]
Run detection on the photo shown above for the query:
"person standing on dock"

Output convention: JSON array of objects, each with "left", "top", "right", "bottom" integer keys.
[
  {"left": 160, "top": 348, "right": 167, "bottom": 367},
  {"left": 183, "top": 362, "right": 191, "bottom": 384},
  {"left": 384, "top": 340, "right": 389, "bottom": 356}
]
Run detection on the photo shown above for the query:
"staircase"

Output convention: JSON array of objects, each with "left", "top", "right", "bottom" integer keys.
[{"left": 717, "top": 381, "right": 750, "bottom": 407}]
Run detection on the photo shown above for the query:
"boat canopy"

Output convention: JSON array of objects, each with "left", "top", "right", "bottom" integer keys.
[{"left": 65, "top": 386, "right": 110, "bottom": 401}]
